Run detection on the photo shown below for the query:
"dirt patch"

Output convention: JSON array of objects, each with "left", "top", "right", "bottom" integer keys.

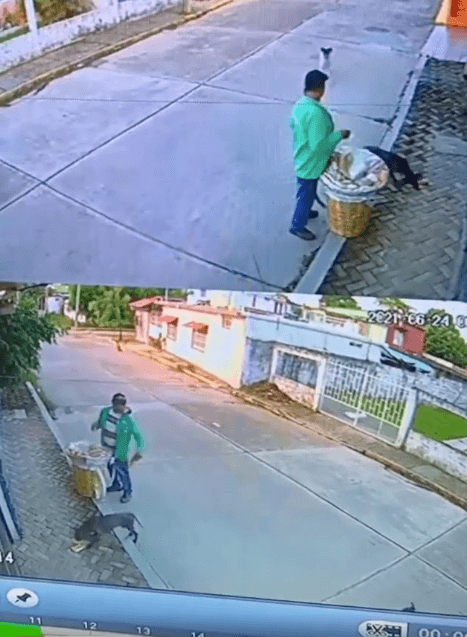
[{"left": 241, "top": 382, "right": 294, "bottom": 405}]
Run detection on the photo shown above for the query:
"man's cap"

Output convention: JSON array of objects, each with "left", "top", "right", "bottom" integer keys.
[
  {"left": 305, "top": 69, "right": 328, "bottom": 91},
  {"left": 112, "top": 393, "right": 127, "bottom": 405}
]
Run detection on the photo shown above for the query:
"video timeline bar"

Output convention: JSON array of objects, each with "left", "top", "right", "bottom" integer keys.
[{"left": 1, "top": 578, "right": 467, "bottom": 637}]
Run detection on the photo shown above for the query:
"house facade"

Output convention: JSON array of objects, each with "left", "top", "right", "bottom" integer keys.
[
  {"left": 130, "top": 298, "right": 247, "bottom": 388},
  {"left": 131, "top": 295, "right": 436, "bottom": 407},
  {"left": 386, "top": 323, "right": 426, "bottom": 355}
]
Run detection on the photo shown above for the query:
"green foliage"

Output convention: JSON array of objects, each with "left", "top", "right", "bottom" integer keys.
[
  {"left": 47, "top": 313, "right": 73, "bottom": 332},
  {"left": 3, "top": 0, "right": 26, "bottom": 26},
  {"left": 424, "top": 308, "right": 467, "bottom": 368},
  {"left": 378, "top": 297, "right": 412, "bottom": 312},
  {"left": 88, "top": 287, "right": 133, "bottom": 328},
  {"left": 0, "top": 295, "right": 60, "bottom": 388},
  {"left": 34, "top": 0, "right": 91, "bottom": 25},
  {"left": 68, "top": 286, "right": 187, "bottom": 327},
  {"left": 319, "top": 296, "right": 362, "bottom": 309}
]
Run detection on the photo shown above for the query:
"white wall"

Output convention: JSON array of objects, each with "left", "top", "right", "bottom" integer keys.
[
  {"left": 0, "top": 0, "right": 176, "bottom": 72},
  {"left": 157, "top": 308, "right": 247, "bottom": 388},
  {"left": 405, "top": 431, "right": 467, "bottom": 482}
]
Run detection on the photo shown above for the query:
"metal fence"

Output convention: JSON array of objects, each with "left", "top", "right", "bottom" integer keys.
[{"left": 319, "top": 359, "right": 416, "bottom": 446}]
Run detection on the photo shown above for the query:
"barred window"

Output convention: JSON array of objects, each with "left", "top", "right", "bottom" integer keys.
[
  {"left": 167, "top": 321, "right": 178, "bottom": 340},
  {"left": 276, "top": 352, "right": 318, "bottom": 387},
  {"left": 192, "top": 326, "right": 208, "bottom": 351}
]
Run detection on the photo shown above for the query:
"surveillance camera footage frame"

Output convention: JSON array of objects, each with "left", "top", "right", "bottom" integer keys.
[{"left": 2, "top": 286, "right": 467, "bottom": 636}]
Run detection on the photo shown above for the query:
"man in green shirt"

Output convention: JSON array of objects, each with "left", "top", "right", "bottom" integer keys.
[
  {"left": 91, "top": 393, "right": 145, "bottom": 504},
  {"left": 290, "top": 70, "right": 351, "bottom": 241}
]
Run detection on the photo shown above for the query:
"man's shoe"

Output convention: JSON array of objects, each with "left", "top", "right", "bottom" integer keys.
[
  {"left": 107, "top": 484, "right": 123, "bottom": 493},
  {"left": 120, "top": 494, "right": 132, "bottom": 504},
  {"left": 308, "top": 210, "right": 319, "bottom": 219},
  {"left": 290, "top": 228, "right": 316, "bottom": 241}
]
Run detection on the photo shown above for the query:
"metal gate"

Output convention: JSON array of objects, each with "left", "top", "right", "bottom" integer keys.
[{"left": 318, "top": 359, "right": 415, "bottom": 445}]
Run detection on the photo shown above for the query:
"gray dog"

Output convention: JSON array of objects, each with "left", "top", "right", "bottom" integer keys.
[{"left": 74, "top": 513, "right": 142, "bottom": 548}]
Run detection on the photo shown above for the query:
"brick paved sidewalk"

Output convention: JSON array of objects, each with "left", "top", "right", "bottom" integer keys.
[
  {"left": 0, "top": 384, "right": 150, "bottom": 587},
  {"left": 319, "top": 58, "right": 467, "bottom": 300}
]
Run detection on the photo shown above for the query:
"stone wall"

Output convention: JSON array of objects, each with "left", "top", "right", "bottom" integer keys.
[{"left": 405, "top": 431, "right": 467, "bottom": 482}]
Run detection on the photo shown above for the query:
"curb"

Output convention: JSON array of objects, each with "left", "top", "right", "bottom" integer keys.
[
  {"left": 292, "top": 43, "right": 431, "bottom": 294},
  {"left": 26, "top": 381, "right": 67, "bottom": 450},
  {"left": 0, "top": 0, "right": 235, "bottom": 107},
  {"left": 232, "top": 390, "right": 467, "bottom": 510}
]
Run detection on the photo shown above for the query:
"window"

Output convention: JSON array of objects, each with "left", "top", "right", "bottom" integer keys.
[
  {"left": 274, "top": 301, "right": 284, "bottom": 315},
  {"left": 394, "top": 329, "right": 405, "bottom": 347},
  {"left": 167, "top": 321, "right": 178, "bottom": 341},
  {"left": 192, "top": 326, "right": 208, "bottom": 351},
  {"left": 222, "top": 316, "right": 232, "bottom": 329},
  {"left": 359, "top": 322, "right": 369, "bottom": 337},
  {"left": 276, "top": 352, "right": 318, "bottom": 387}
]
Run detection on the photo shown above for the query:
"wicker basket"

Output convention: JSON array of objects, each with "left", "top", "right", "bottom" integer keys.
[
  {"left": 72, "top": 466, "right": 101, "bottom": 498},
  {"left": 327, "top": 198, "right": 372, "bottom": 238}
]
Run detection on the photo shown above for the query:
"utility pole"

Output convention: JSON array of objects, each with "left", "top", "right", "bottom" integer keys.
[
  {"left": 165, "top": 288, "right": 169, "bottom": 302},
  {"left": 75, "top": 284, "right": 81, "bottom": 328}
]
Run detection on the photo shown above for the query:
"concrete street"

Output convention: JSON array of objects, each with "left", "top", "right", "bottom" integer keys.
[
  {"left": 0, "top": 0, "right": 438, "bottom": 290},
  {"left": 38, "top": 333, "right": 467, "bottom": 614}
]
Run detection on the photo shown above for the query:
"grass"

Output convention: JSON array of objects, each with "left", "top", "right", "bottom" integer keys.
[
  {"left": 0, "top": 26, "right": 28, "bottom": 45},
  {"left": 415, "top": 404, "right": 467, "bottom": 441}
]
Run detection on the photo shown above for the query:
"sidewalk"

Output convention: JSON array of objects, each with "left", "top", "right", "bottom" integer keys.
[
  {"left": 313, "top": 48, "right": 467, "bottom": 300},
  {"left": 0, "top": 0, "right": 441, "bottom": 292},
  {"left": 0, "top": 0, "right": 234, "bottom": 106},
  {"left": 0, "top": 384, "right": 150, "bottom": 587},
  {"left": 117, "top": 338, "right": 467, "bottom": 509}
]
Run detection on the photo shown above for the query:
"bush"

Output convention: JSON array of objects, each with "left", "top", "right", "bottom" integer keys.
[
  {"left": 3, "top": 1, "right": 27, "bottom": 27},
  {"left": 35, "top": 0, "right": 93, "bottom": 25}
]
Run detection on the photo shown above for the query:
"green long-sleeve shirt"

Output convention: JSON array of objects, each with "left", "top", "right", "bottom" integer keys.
[
  {"left": 97, "top": 406, "right": 145, "bottom": 462},
  {"left": 290, "top": 96, "right": 343, "bottom": 179}
]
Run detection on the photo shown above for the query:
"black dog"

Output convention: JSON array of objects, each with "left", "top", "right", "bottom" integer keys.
[
  {"left": 74, "top": 513, "right": 142, "bottom": 548},
  {"left": 402, "top": 603, "right": 416, "bottom": 612},
  {"left": 364, "top": 146, "right": 422, "bottom": 190}
]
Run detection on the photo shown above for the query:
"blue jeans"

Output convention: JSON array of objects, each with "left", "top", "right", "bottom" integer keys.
[
  {"left": 290, "top": 177, "right": 319, "bottom": 232},
  {"left": 108, "top": 456, "right": 132, "bottom": 496}
]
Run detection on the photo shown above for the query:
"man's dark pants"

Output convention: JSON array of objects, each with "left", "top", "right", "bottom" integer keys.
[
  {"left": 290, "top": 177, "right": 319, "bottom": 232},
  {"left": 108, "top": 456, "right": 132, "bottom": 496}
]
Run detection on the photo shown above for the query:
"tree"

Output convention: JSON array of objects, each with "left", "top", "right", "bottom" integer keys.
[
  {"left": 378, "top": 297, "right": 412, "bottom": 313},
  {"left": 0, "top": 294, "right": 60, "bottom": 388},
  {"left": 320, "top": 296, "right": 362, "bottom": 310},
  {"left": 69, "top": 286, "right": 188, "bottom": 316},
  {"left": 88, "top": 287, "right": 133, "bottom": 327},
  {"left": 424, "top": 308, "right": 467, "bottom": 368},
  {"left": 68, "top": 285, "right": 106, "bottom": 313}
]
